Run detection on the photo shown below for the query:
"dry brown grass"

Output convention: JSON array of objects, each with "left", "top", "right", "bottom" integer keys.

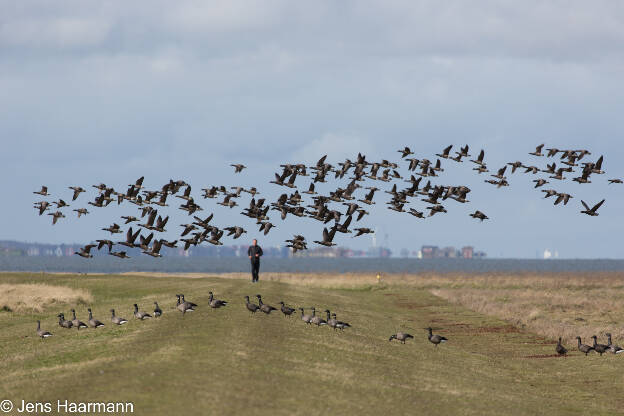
[
  {"left": 0, "top": 283, "right": 93, "bottom": 313},
  {"left": 416, "top": 272, "right": 624, "bottom": 344}
]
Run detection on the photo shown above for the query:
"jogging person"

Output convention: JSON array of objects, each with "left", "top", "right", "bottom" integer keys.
[{"left": 247, "top": 239, "right": 263, "bottom": 283}]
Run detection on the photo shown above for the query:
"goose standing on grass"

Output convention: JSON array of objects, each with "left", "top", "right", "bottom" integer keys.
[
  {"left": 133, "top": 304, "right": 152, "bottom": 320},
  {"left": 332, "top": 312, "right": 351, "bottom": 331},
  {"left": 427, "top": 327, "right": 448, "bottom": 347},
  {"left": 606, "top": 333, "right": 624, "bottom": 354},
  {"left": 87, "top": 308, "right": 104, "bottom": 328},
  {"left": 592, "top": 335, "right": 609, "bottom": 356},
  {"left": 299, "top": 307, "right": 312, "bottom": 324},
  {"left": 153, "top": 302, "right": 162, "bottom": 318},
  {"left": 256, "top": 295, "right": 277, "bottom": 314},
  {"left": 245, "top": 296, "right": 259, "bottom": 314},
  {"left": 555, "top": 337, "right": 568, "bottom": 357},
  {"left": 389, "top": 332, "right": 414, "bottom": 344},
  {"left": 309, "top": 307, "right": 327, "bottom": 326},
  {"left": 110, "top": 309, "right": 128, "bottom": 325},
  {"left": 70, "top": 309, "right": 88, "bottom": 330},
  {"left": 576, "top": 336, "right": 594, "bottom": 356},
  {"left": 279, "top": 301, "right": 295, "bottom": 317},
  {"left": 208, "top": 292, "right": 228, "bottom": 309},
  {"left": 176, "top": 295, "right": 195, "bottom": 315},
  {"left": 36, "top": 321, "right": 53, "bottom": 339},
  {"left": 57, "top": 313, "right": 73, "bottom": 329},
  {"left": 326, "top": 310, "right": 337, "bottom": 329},
  {"left": 180, "top": 294, "right": 197, "bottom": 309}
]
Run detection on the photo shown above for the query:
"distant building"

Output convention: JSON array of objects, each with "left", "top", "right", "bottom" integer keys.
[{"left": 461, "top": 246, "right": 474, "bottom": 259}]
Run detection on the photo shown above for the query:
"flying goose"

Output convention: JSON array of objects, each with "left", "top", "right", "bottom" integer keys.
[
  {"left": 153, "top": 302, "right": 162, "bottom": 317},
  {"left": 245, "top": 296, "right": 260, "bottom": 314},
  {"left": 70, "top": 309, "right": 88, "bottom": 329},
  {"left": 279, "top": 301, "right": 296, "bottom": 317},
  {"left": 436, "top": 145, "right": 453, "bottom": 159},
  {"left": 48, "top": 211, "right": 65, "bottom": 225},
  {"left": 74, "top": 244, "right": 96, "bottom": 258},
  {"left": 529, "top": 144, "right": 545, "bottom": 157},
  {"left": 555, "top": 337, "right": 568, "bottom": 356},
  {"left": 608, "top": 178, "right": 622, "bottom": 184},
  {"left": 299, "top": 307, "right": 312, "bottom": 324},
  {"left": 109, "top": 251, "right": 130, "bottom": 259},
  {"left": 256, "top": 295, "right": 277, "bottom": 314},
  {"left": 427, "top": 327, "right": 448, "bottom": 346},
  {"left": 576, "top": 336, "right": 594, "bottom": 355},
  {"left": 231, "top": 164, "right": 246, "bottom": 173},
  {"left": 133, "top": 304, "right": 152, "bottom": 320},
  {"left": 592, "top": 335, "right": 609, "bottom": 356},
  {"left": 57, "top": 313, "right": 73, "bottom": 329},
  {"left": 73, "top": 208, "right": 89, "bottom": 218},
  {"left": 36, "top": 321, "right": 53, "bottom": 338},
  {"left": 87, "top": 308, "right": 104, "bottom": 328},
  {"left": 208, "top": 292, "right": 228, "bottom": 309},
  {"left": 469, "top": 210, "right": 489, "bottom": 221},
  {"left": 581, "top": 199, "right": 605, "bottom": 216},
  {"left": 110, "top": 309, "right": 128, "bottom": 325},
  {"left": 69, "top": 186, "right": 85, "bottom": 201},
  {"left": 606, "top": 333, "right": 624, "bottom": 354},
  {"left": 389, "top": 332, "right": 413, "bottom": 344},
  {"left": 34, "top": 185, "right": 49, "bottom": 196}
]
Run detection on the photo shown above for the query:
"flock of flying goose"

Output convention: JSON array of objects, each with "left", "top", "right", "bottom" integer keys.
[
  {"left": 32, "top": 144, "right": 614, "bottom": 258},
  {"left": 34, "top": 292, "right": 450, "bottom": 347}
]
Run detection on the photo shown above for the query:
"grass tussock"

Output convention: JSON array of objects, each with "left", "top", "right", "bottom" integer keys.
[{"left": 0, "top": 283, "right": 93, "bottom": 313}]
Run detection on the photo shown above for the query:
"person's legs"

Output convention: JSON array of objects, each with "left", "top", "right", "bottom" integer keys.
[
  {"left": 251, "top": 261, "right": 260, "bottom": 282},
  {"left": 254, "top": 261, "right": 260, "bottom": 282}
]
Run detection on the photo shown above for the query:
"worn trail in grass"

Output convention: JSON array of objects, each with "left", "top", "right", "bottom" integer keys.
[{"left": 0, "top": 272, "right": 623, "bottom": 415}]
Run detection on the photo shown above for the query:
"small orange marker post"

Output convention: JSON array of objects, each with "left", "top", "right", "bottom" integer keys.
[{"left": 376, "top": 272, "right": 381, "bottom": 283}]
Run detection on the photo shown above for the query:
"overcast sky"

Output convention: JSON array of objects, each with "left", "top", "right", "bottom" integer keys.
[{"left": 2, "top": 1, "right": 624, "bottom": 258}]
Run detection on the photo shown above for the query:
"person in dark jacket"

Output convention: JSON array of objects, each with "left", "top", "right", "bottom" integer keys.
[{"left": 247, "top": 239, "right": 263, "bottom": 282}]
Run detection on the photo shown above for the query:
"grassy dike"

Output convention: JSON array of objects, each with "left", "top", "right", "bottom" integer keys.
[{"left": 0, "top": 272, "right": 623, "bottom": 415}]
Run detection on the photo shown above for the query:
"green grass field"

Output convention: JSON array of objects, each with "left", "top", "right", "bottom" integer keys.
[{"left": 1, "top": 272, "right": 623, "bottom": 415}]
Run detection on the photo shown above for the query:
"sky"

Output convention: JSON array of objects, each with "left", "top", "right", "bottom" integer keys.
[{"left": 2, "top": 1, "right": 624, "bottom": 258}]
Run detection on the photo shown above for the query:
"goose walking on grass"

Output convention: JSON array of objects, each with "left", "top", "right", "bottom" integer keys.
[
  {"left": 110, "top": 309, "right": 128, "bottom": 325},
  {"left": 57, "top": 313, "right": 73, "bottom": 329},
  {"left": 70, "top": 309, "right": 88, "bottom": 330},
  {"left": 576, "top": 336, "right": 594, "bottom": 356},
  {"left": 87, "top": 308, "right": 104, "bottom": 328},
  {"left": 208, "top": 292, "right": 228, "bottom": 309},
  {"left": 36, "top": 321, "right": 53, "bottom": 339},
  {"left": 299, "top": 307, "right": 312, "bottom": 324},
  {"left": 389, "top": 332, "right": 413, "bottom": 344},
  {"left": 279, "top": 301, "right": 296, "bottom": 317},
  {"left": 133, "top": 304, "right": 152, "bottom": 320},
  {"left": 309, "top": 307, "right": 327, "bottom": 326},
  {"left": 256, "top": 295, "right": 277, "bottom": 314},
  {"left": 592, "top": 335, "right": 609, "bottom": 356},
  {"left": 555, "top": 337, "right": 568, "bottom": 357},
  {"left": 427, "top": 327, "right": 448, "bottom": 347},
  {"left": 332, "top": 312, "right": 351, "bottom": 331},
  {"left": 606, "top": 333, "right": 624, "bottom": 354},
  {"left": 245, "top": 296, "right": 259, "bottom": 314},
  {"left": 153, "top": 302, "right": 162, "bottom": 318}
]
